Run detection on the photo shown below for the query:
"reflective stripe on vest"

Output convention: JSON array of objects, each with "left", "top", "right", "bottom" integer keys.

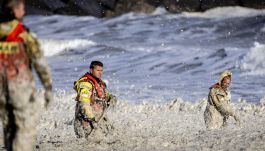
[{"left": 0, "top": 42, "right": 20, "bottom": 54}]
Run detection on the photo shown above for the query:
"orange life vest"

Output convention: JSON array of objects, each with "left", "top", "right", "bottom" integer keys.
[{"left": 80, "top": 72, "right": 106, "bottom": 99}]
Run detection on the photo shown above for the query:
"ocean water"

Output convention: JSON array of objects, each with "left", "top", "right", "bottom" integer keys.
[{"left": 24, "top": 6, "right": 265, "bottom": 103}]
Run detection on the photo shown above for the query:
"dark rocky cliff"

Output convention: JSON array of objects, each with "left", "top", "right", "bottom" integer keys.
[{"left": 1, "top": 0, "right": 265, "bottom": 17}]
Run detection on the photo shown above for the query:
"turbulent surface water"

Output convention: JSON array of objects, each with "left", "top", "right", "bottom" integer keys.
[
  {"left": 1, "top": 6, "right": 265, "bottom": 151},
  {"left": 25, "top": 7, "right": 265, "bottom": 103}
]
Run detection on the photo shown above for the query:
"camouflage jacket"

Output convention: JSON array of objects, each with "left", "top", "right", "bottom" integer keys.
[
  {"left": 0, "top": 19, "right": 52, "bottom": 90},
  {"left": 208, "top": 85, "right": 235, "bottom": 117}
]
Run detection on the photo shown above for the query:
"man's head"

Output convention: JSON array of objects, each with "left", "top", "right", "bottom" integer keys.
[
  {"left": 90, "top": 61, "right": 103, "bottom": 79},
  {"left": 218, "top": 70, "right": 232, "bottom": 91},
  {"left": 1, "top": 0, "right": 25, "bottom": 21},
  {"left": 221, "top": 76, "right": 231, "bottom": 91}
]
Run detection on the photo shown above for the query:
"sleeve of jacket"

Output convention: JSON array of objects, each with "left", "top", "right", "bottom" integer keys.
[
  {"left": 77, "top": 81, "right": 93, "bottom": 103},
  {"left": 77, "top": 81, "right": 94, "bottom": 119},
  {"left": 19, "top": 31, "right": 52, "bottom": 91},
  {"left": 210, "top": 89, "right": 235, "bottom": 116}
]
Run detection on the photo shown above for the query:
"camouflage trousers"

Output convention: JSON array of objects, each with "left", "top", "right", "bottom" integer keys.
[
  {"left": 0, "top": 78, "right": 39, "bottom": 151},
  {"left": 74, "top": 101, "right": 113, "bottom": 140},
  {"left": 204, "top": 104, "right": 228, "bottom": 130}
]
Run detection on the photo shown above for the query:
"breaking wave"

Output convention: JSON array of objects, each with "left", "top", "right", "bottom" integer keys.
[
  {"left": 23, "top": 6, "right": 265, "bottom": 103},
  {"left": 240, "top": 42, "right": 265, "bottom": 76},
  {"left": 39, "top": 39, "right": 96, "bottom": 57}
]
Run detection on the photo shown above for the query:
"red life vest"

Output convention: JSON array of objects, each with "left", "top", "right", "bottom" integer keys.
[
  {"left": 0, "top": 21, "right": 30, "bottom": 80},
  {"left": 80, "top": 73, "right": 106, "bottom": 98}
]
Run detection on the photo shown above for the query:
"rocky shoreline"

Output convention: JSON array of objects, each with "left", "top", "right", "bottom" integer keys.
[{"left": 1, "top": 0, "right": 265, "bottom": 17}]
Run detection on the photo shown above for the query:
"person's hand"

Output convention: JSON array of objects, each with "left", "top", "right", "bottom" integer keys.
[{"left": 44, "top": 90, "right": 53, "bottom": 109}]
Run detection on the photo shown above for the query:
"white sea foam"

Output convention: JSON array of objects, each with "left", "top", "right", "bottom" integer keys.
[
  {"left": 29, "top": 94, "right": 265, "bottom": 150},
  {"left": 39, "top": 39, "right": 96, "bottom": 56}
]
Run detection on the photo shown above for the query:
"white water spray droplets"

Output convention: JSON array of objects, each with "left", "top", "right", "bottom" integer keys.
[{"left": 130, "top": 84, "right": 135, "bottom": 89}]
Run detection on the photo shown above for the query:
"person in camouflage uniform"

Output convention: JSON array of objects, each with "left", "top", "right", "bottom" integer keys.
[
  {"left": 73, "top": 61, "right": 117, "bottom": 140},
  {"left": 204, "top": 70, "right": 240, "bottom": 130},
  {"left": 0, "top": 0, "right": 53, "bottom": 150}
]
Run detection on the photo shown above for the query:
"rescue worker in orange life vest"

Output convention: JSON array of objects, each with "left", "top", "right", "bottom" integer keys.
[
  {"left": 0, "top": 0, "right": 53, "bottom": 151},
  {"left": 74, "top": 61, "right": 117, "bottom": 139}
]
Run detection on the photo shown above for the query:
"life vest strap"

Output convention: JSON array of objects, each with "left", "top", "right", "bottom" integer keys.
[
  {"left": 85, "top": 73, "right": 105, "bottom": 98},
  {"left": 6, "top": 23, "right": 25, "bottom": 42},
  {"left": 77, "top": 73, "right": 105, "bottom": 98}
]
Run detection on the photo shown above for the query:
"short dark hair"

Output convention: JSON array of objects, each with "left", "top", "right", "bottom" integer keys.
[{"left": 90, "top": 61, "right": 103, "bottom": 69}]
